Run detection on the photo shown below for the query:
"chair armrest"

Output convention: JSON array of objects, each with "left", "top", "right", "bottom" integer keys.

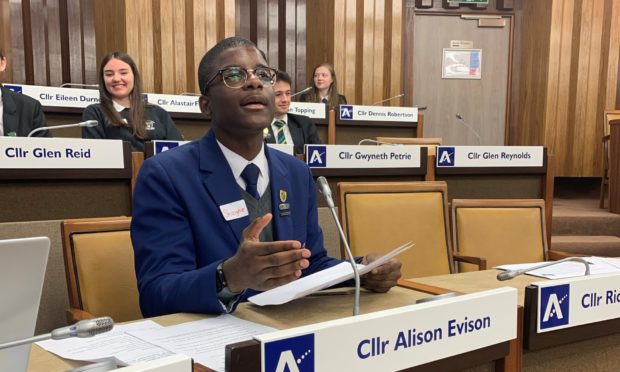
[
  {"left": 548, "top": 249, "right": 587, "bottom": 260},
  {"left": 453, "top": 253, "right": 487, "bottom": 270},
  {"left": 66, "top": 308, "right": 95, "bottom": 323}
]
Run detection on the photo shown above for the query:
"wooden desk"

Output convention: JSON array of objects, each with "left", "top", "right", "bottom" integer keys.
[
  {"left": 28, "top": 286, "right": 512, "bottom": 372},
  {"left": 403, "top": 270, "right": 620, "bottom": 371}
]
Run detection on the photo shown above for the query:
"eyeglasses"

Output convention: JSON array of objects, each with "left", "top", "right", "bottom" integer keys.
[{"left": 203, "top": 66, "right": 278, "bottom": 92}]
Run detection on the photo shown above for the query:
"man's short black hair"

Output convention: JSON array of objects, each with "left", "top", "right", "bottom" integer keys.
[
  {"left": 197, "top": 37, "right": 267, "bottom": 95},
  {"left": 275, "top": 71, "right": 292, "bottom": 86}
]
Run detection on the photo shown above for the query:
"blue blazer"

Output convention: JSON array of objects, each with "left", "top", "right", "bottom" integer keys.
[{"left": 131, "top": 130, "right": 340, "bottom": 317}]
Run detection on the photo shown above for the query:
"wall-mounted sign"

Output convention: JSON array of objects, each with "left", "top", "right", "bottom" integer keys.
[{"left": 442, "top": 49, "right": 482, "bottom": 79}]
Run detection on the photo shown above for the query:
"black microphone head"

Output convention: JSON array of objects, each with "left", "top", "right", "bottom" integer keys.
[{"left": 456, "top": 113, "right": 463, "bottom": 120}]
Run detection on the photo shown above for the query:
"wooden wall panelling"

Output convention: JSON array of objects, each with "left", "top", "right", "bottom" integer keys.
[
  {"left": 605, "top": 1, "right": 620, "bottom": 110},
  {"left": 124, "top": 0, "right": 154, "bottom": 92},
  {"left": 194, "top": 0, "right": 218, "bottom": 93},
  {"left": 0, "top": 0, "right": 14, "bottom": 83},
  {"left": 388, "top": 0, "right": 402, "bottom": 105},
  {"left": 94, "top": 0, "right": 127, "bottom": 68},
  {"left": 81, "top": 0, "right": 97, "bottom": 84},
  {"left": 46, "top": 0, "right": 63, "bottom": 87},
  {"left": 306, "top": 0, "right": 334, "bottom": 90}
]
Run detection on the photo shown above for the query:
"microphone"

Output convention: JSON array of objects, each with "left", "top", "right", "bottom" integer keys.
[
  {"left": 0, "top": 317, "right": 114, "bottom": 350},
  {"left": 497, "top": 257, "right": 591, "bottom": 281},
  {"left": 316, "top": 176, "right": 361, "bottom": 316},
  {"left": 372, "top": 93, "right": 404, "bottom": 105},
  {"left": 179, "top": 92, "right": 201, "bottom": 96},
  {"left": 27, "top": 120, "right": 99, "bottom": 137},
  {"left": 357, "top": 139, "right": 402, "bottom": 146},
  {"left": 291, "top": 86, "right": 312, "bottom": 98},
  {"left": 455, "top": 113, "right": 482, "bottom": 145},
  {"left": 59, "top": 83, "right": 99, "bottom": 89}
]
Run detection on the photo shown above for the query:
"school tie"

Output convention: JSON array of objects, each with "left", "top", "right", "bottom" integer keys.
[
  {"left": 321, "top": 97, "right": 329, "bottom": 104},
  {"left": 273, "top": 120, "right": 287, "bottom": 144},
  {"left": 241, "top": 163, "right": 261, "bottom": 200}
]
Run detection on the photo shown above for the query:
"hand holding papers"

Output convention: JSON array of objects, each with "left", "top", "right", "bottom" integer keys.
[{"left": 249, "top": 241, "right": 414, "bottom": 306}]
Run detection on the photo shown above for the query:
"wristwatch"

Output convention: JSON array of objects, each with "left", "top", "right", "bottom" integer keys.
[{"left": 216, "top": 262, "right": 243, "bottom": 305}]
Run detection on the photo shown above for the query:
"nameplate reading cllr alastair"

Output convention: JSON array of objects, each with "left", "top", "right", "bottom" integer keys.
[
  {"left": 257, "top": 287, "right": 517, "bottom": 372},
  {"left": 535, "top": 272, "right": 620, "bottom": 333},
  {"left": 305, "top": 144, "right": 421, "bottom": 169},
  {"left": 339, "top": 104, "right": 418, "bottom": 122},
  {"left": 0, "top": 137, "right": 124, "bottom": 169},
  {"left": 436, "top": 146, "right": 544, "bottom": 167}
]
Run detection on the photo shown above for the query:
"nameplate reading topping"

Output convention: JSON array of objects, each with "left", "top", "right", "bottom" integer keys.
[
  {"left": 0, "top": 137, "right": 124, "bottom": 169},
  {"left": 339, "top": 105, "right": 418, "bottom": 122},
  {"left": 436, "top": 146, "right": 544, "bottom": 167},
  {"left": 288, "top": 102, "right": 326, "bottom": 120},
  {"left": 219, "top": 200, "right": 249, "bottom": 221},
  {"left": 305, "top": 145, "right": 421, "bottom": 169},
  {"left": 535, "top": 273, "right": 620, "bottom": 333}
]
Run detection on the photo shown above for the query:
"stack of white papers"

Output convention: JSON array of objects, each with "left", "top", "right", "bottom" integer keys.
[
  {"left": 36, "top": 316, "right": 275, "bottom": 372},
  {"left": 496, "top": 256, "right": 620, "bottom": 279}
]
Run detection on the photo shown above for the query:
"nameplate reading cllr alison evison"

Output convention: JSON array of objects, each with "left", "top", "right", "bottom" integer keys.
[
  {"left": 339, "top": 105, "right": 418, "bottom": 122},
  {"left": 0, "top": 137, "right": 125, "bottom": 169},
  {"left": 257, "top": 287, "right": 517, "bottom": 372},
  {"left": 535, "top": 272, "right": 620, "bottom": 333},
  {"left": 436, "top": 146, "right": 544, "bottom": 167},
  {"left": 305, "top": 144, "right": 422, "bottom": 169}
]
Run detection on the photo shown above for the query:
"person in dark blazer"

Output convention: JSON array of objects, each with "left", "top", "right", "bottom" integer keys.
[
  {"left": 298, "top": 63, "right": 347, "bottom": 109},
  {"left": 265, "top": 71, "right": 321, "bottom": 155},
  {"left": 0, "top": 48, "right": 49, "bottom": 137},
  {"left": 131, "top": 37, "right": 402, "bottom": 317},
  {"left": 82, "top": 51, "right": 182, "bottom": 151}
]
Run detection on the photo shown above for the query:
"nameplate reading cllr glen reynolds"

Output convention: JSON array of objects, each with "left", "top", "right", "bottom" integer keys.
[
  {"left": 338, "top": 104, "right": 418, "bottom": 122},
  {"left": 436, "top": 146, "right": 544, "bottom": 167},
  {"left": 257, "top": 287, "right": 517, "bottom": 372},
  {"left": 535, "top": 272, "right": 620, "bottom": 333},
  {"left": 305, "top": 145, "right": 422, "bottom": 169},
  {"left": 0, "top": 137, "right": 124, "bottom": 169}
]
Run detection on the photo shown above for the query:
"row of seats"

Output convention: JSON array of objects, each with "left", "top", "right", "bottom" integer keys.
[
  {"left": 59, "top": 180, "right": 571, "bottom": 325},
  {"left": 337, "top": 181, "right": 574, "bottom": 279}
]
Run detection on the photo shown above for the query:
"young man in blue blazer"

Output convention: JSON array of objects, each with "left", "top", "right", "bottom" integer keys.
[{"left": 131, "top": 37, "right": 401, "bottom": 317}]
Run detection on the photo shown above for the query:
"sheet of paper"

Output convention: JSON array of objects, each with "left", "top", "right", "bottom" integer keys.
[
  {"left": 248, "top": 241, "right": 414, "bottom": 306},
  {"left": 496, "top": 256, "right": 620, "bottom": 279},
  {"left": 36, "top": 320, "right": 172, "bottom": 366},
  {"left": 127, "top": 315, "right": 275, "bottom": 372}
]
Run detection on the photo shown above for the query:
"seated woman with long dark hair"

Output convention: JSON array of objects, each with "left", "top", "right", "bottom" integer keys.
[{"left": 82, "top": 52, "right": 182, "bottom": 151}]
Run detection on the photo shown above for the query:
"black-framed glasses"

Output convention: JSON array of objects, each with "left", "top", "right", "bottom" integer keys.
[{"left": 203, "top": 66, "right": 278, "bottom": 92}]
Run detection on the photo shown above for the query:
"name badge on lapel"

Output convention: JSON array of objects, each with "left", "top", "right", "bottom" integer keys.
[
  {"left": 278, "top": 189, "right": 291, "bottom": 216},
  {"left": 219, "top": 200, "right": 249, "bottom": 221}
]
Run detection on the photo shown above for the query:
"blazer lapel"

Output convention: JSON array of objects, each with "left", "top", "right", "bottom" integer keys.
[
  {"left": 1, "top": 88, "right": 19, "bottom": 136},
  {"left": 266, "top": 147, "right": 294, "bottom": 241},
  {"left": 199, "top": 131, "right": 250, "bottom": 244}
]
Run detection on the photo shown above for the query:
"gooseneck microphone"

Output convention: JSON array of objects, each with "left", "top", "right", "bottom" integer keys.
[
  {"left": 27, "top": 120, "right": 99, "bottom": 137},
  {"left": 357, "top": 139, "right": 402, "bottom": 146},
  {"left": 455, "top": 113, "right": 482, "bottom": 145},
  {"left": 372, "top": 93, "right": 405, "bottom": 106},
  {"left": 497, "top": 257, "right": 591, "bottom": 281},
  {"left": 316, "top": 176, "right": 361, "bottom": 316},
  {"left": 291, "top": 86, "right": 312, "bottom": 98},
  {"left": 0, "top": 317, "right": 114, "bottom": 350},
  {"left": 59, "top": 83, "right": 99, "bottom": 88}
]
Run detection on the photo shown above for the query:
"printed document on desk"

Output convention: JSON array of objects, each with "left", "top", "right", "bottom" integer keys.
[
  {"left": 496, "top": 256, "right": 620, "bottom": 279},
  {"left": 249, "top": 241, "right": 414, "bottom": 306}
]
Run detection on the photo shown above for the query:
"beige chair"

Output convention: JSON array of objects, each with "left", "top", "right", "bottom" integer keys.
[
  {"left": 451, "top": 199, "right": 574, "bottom": 272},
  {"left": 61, "top": 216, "right": 142, "bottom": 323},
  {"left": 338, "top": 181, "right": 484, "bottom": 279},
  {"left": 376, "top": 137, "right": 442, "bottom": 155},
  {"left": 600, "top": 111, "right": 620, "bottom": 208}
]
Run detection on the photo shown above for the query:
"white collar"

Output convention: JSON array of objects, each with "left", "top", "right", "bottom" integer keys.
[
  {"left": 216, "top": 140, "right": 269, "bottom": 187},
  {"left": 272, "top": 115, "right": 288, "bottom": 125},
  {"left": 112, "top": 100, "right": 129, "bottom": 112}
]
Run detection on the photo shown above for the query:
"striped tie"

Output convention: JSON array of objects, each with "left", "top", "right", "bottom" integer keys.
[{"left": 274, "top": 120, "right": 287, "bottom": 144}]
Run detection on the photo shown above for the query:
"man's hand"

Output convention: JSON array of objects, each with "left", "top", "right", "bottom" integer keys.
[
  {"left": 223, "top": 213, "right": 311, "bottom": 292},
  {"left": 360, "top": 253, "right": 402, "bottom": 293}
]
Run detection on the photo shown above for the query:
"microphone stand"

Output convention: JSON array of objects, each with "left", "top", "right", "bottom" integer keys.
[
  {"left": 317, "top": 176, "right": 360, "bottom": 316},
  {"left": 27, "top": 120, "right": 99, "bottom": 137},
  {"left": 455, "top": 113, "right": 482, "bottom": 145},
  {"left": 372, "top": 93, "right": 404, "bottom": 106},
  {"left": 497, "top": 257, "right": 591, "bottom": 281},
  {"left": 357, "top": 139, "right": 402, "bottom": 146}
]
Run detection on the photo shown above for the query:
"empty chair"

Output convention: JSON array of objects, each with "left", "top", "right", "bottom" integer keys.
[
  {"left": 61, "top": 216, "right": 142, "bottom": 323},
  {"left": 451, "top": 199, "right": 572, "bottom": 272},
  {"left": 600, "top": 111, "right": 620, "bottom": 208},
  {"left": 338, "top": 181, "right": 483, "bottom": 279}
]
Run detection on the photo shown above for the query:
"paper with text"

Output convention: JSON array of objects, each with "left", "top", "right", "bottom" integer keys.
[{"left": 496, "top": 256, "right": 620, "bottom": 279}]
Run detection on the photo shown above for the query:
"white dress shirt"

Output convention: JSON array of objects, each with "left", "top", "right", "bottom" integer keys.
[{"left": 216, "top": 139, "right": 270, "bottom": 198}]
